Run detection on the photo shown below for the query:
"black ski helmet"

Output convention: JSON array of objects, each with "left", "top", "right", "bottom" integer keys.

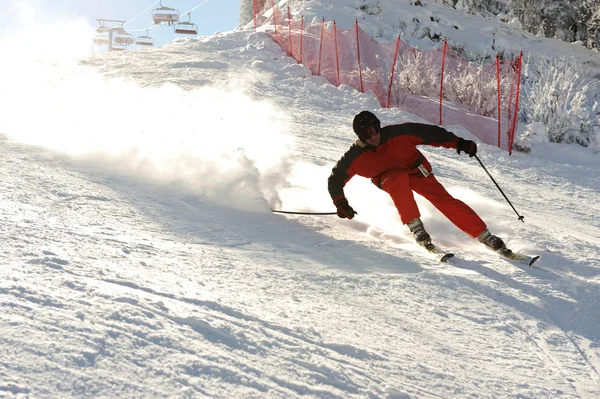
[{"left": 352, "top": 110, "right": 380, "bottom": 139}]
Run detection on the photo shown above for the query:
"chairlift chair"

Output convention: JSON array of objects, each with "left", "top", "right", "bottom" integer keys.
[
  {"left": 112, "top": 40, "right": 127, "bottom": 51},
  {"left": 174, "top": 13, "right": 198, "bottom": 35},
  {"left": 152, "top": 0, "right": 180, "bottom": 25},
  {"left": 114, "top": 29, "right": 135, "bottom": 46},
  {"left": 93, "top": 34, "right": 109, "bottom": 45},
  {"left": 136, "top": 30, "right": 154, "bottom": 46}
]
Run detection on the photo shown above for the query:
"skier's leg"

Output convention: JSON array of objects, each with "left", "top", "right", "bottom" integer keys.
[
  {"left": 377, "top": 169, "right": 420, "bottom": 224},
  {"left": 411, "top": 173, "right": 486, "bottom": 238}
]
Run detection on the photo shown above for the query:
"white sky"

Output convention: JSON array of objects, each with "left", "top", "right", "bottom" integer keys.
[{"left": 1, "top": 0, "right": 599, "bottom": 398}]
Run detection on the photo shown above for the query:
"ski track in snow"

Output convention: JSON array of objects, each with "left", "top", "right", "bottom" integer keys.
[{"left": 1, "top": 28, "right": 599, "bottom": 398}]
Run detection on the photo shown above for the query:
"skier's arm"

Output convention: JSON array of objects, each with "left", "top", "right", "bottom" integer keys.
[
  {"left": 401, "top": 123, "right": 461, "bottom": 149},
  {"left": 328, "top": 155, "right": 355, "bottom": 208}
]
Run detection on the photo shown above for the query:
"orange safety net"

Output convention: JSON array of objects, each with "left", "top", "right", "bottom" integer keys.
[{"left": 255, "top": 5, "right": 522, "bottom": 154}]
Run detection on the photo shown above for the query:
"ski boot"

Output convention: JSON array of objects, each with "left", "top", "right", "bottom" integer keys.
[
  {"left": 478, "top": 228, "right": 511, "bottom": 255},
  {"left": 407, "top": 218, "right": 433, "bottom": 250}
]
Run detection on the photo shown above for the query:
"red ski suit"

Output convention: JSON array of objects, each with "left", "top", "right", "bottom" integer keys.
[{"left": 328, "top": 122, "right": 486, "bottom": 238}]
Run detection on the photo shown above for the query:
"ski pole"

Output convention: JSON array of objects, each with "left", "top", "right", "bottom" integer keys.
[
  {"left": 474, "top": 154, "right": 525, "bottom": 223},
  {"left": 271, "top": 209, "right": 337, "bottom": 215}
]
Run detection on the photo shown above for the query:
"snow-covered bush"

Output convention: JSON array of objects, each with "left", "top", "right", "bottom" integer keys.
[
  {"left": 444, "top": 63, "right": 498, "bottom": 116},
  {"left": 390, "top": 49, "right": 440, "bottom": 104},
  {"left": 388, "top": 48, "right": 500, "bottom": 116},
  {"left": 362, "top": 63, "right": 387, "bottom": 104},
  {"left": 591, "top": 125, "right": 600, "bottom": 152},
  {"left": 520, "top": 54, "right": 600, "bottom": 147},
  {"left": 357, "top": 0, "right": 383, "bottom": 17},
  {"left": 513, "top": 121, "right": 549, "bottom": 153},
  {"left": 436, "top": 0, "right": 508, "bottom": 16}
]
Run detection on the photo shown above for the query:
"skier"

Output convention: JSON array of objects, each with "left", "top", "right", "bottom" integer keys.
[{"left": 328, "top": 110, "right": 507, "bottom": 253}]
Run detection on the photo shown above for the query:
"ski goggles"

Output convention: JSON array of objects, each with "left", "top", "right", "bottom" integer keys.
[{"left": 358, "top": 124, "right": 380, "bottom": 141}]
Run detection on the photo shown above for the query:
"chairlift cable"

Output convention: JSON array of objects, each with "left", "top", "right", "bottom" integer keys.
[
  {"left": 181, "top": 0, "right": 212, "bottom": 17},
  {"left": 124, "top": 0, "right": 161, "bottom": 26},
  {"left": 127, "top": 24, "right": 162, "bottom": 33}
]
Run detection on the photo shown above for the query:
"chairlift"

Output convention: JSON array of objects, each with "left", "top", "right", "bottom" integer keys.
[
  {"left": 93, "top": 34, "right": 109, "bottom": 45},
  {"left": 114, "top": 29, "right": 135, "bottom": 46},
  {"left": 174, "top": 13, "right": 198, "bottom": 35},
  {"left": 152, "top": 0, "right": 180, "bottom": 25},
  {"left": 136, "top": 30, "right": 154, "bottom": 46}
]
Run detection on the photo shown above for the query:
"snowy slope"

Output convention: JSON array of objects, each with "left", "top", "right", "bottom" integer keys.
[{"left": 1, "top": 4, "right": 600, "bottom": 399}]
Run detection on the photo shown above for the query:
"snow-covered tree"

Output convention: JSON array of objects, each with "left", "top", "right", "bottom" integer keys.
[
  {"left": 587, "top": 7, "right": 600, "bottom": 49},
  {"left": 239, "top": 0, "right": 255, "bottom": 27},
  {"left": 431, "top": 0, "right": 597, "bottom": 50},
  {"left": 239, "top": 0, "right": 278, "bottom": 27},
  {"left": 506, "top": 0, "right": 598, "bottom": 49}
]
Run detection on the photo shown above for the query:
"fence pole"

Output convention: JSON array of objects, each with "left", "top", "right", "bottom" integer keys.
[
  {"left": 496, "top": 54, "right": 501, "bottom": 148},
  {"left": 387, "top": 35, "right": 401, "bottom": 108},
  {"left": 253, "top": 0, "right": 257, "bottom": 30},
  {"left": 505, "top": 55, "right": 518, "bottom": 153},
  {"left": 300, "top": 15, "right": 304, "bottom": 64},
  {"left": 355, "top": 20, "right": 364, "bottom": 93},
  {"left": 508, "top": 52, "right": 523, "bottom": 155},
  {"left": 272, "top": 0, "right": 278, "bottom": 44},
  {"left": 334, "top": 20, "right": 340, "bottom": 86},
  {"left": 287, "top": 7, "right": 293, "bottom": 58},
  {"left": 439, "top": 38, "right": 447, "bottom": 125},
  {"left": 317, "top": 18, "right": 325, "bottom": 76},
  {"left": 507, "top": 61, "right": 516, "bottom": 135}
]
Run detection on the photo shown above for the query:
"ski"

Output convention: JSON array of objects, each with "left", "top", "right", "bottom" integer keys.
[
  {"left": 425, "top": 244, "right": 455, "bottom": 263},
  {"left": 498, "top": 248, "right": 540, "bottom": 267}
]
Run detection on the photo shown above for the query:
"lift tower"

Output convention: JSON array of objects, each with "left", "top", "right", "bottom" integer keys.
[{"left": 96, "top": 19, "right": 127, "bottom": 52}]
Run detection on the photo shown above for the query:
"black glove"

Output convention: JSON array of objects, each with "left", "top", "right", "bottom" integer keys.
[
  {"left": 334, "top": 197, "right": 356, "bottom": 219},
  {"left": 456, "top": 138, "right": 477, "bottom": 157}
]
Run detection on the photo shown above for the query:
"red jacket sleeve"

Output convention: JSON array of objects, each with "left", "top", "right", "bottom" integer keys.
[{"left": 387, "top": 123, "right": 460, "bottom": 149}]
